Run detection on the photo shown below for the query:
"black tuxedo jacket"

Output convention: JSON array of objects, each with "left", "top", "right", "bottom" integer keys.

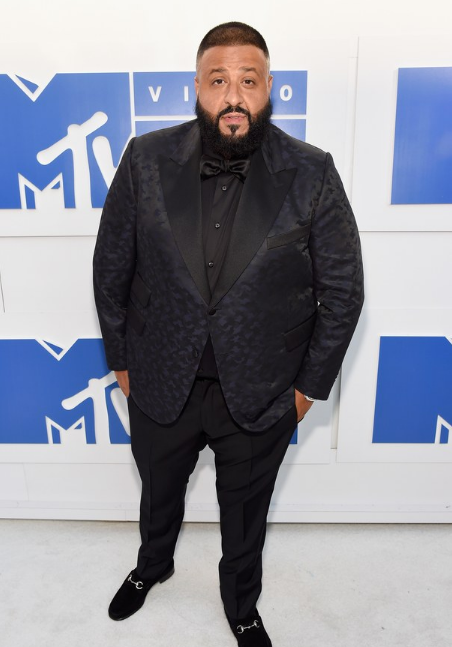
[{"left": 93, "top": 120, "right": 364, "bottom": 432}]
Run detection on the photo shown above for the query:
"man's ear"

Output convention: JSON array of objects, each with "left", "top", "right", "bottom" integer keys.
[
  {"left": 194, "top": 76, "right": 199, "bottom": 97},
  {"left": 267, "top": 74, "right": 273, "bottom": 94}
]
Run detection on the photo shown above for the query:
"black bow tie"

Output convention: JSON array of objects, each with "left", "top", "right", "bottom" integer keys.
[{"left": 200, "top": 155, "right": 251, "bottom": 183}]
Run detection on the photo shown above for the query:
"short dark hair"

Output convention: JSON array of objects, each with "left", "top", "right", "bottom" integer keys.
[{"left": 196, "top": 22, "right": 270, "bottom": 72}]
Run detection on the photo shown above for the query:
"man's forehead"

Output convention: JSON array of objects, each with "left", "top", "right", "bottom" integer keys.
[{"left": 198, "top": 45, "right": 268, "bottom": 74}]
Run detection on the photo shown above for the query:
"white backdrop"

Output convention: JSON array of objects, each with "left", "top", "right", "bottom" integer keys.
[{"left": 0, "top": 0, "right": 451, "bottom": 522}]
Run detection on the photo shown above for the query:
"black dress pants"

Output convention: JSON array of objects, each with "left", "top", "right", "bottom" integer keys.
[{"left": 127, "top": 375, "right": 297, "bottom": 620}]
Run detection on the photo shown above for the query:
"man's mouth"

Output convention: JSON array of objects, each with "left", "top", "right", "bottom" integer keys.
[{"left": 222, "top": 113, "right": 247, "bottom": 124}]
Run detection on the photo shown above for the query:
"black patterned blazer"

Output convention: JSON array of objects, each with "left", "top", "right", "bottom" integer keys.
[{"left": 93, "top": 120, "right": 364, "bottom": 432}]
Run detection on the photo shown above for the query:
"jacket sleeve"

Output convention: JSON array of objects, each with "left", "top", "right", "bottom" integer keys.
[
  {"left": 92, "top": 137, "right": 137, "bottom": 371},
  {"left": 293, "top": 152, "right": 364, "bottom": 399}
]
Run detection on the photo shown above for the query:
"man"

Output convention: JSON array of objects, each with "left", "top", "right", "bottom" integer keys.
[{"left": 93, "top": 22, "right": 364, "bottom": 647}]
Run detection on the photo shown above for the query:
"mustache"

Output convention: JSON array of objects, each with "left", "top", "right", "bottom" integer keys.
[{"left": 216, "top": 105, "right": 251, "bottom": 120}]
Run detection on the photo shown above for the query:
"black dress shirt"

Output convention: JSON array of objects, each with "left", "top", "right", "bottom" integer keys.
[{"left": 196, "top": 146, "right": 250, "bottom": 380}]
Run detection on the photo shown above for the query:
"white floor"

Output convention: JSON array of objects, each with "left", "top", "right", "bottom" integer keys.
[{"left": 1, "top": 520, "right": 451, "bottom": 647}]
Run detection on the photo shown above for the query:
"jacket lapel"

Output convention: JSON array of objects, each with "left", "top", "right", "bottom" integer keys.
[
  {"left": 210, "top": 146, "right": 297, "bottom": 307},
  {"left": 159, "top": 124, "right": 212, "bottom": 306}
]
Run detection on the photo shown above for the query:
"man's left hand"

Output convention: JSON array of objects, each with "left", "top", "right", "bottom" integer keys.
[{"left": 294, "top": 388, "right": 314, "bottom": 422}]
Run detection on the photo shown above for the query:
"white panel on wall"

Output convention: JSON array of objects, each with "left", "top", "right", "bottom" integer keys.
[
  {"left": 0, "top": 237, "right": 97, "bottom": 312},
  {"left": 24, "top": 463, "right": 140, "bottom": 503},
  {"left": 358, "top": 232, "right": 452, "bottom": 310},
  {"left": 352, "top": 35, "right": 452, "bottom": 231},
  {"left": 186, "top": 462, "right": 217, "bottom": 510},
  {"left": 270, "top": 37, "right": 358, "bottom": 189},
  {"left": 0, "top": 464, "right": 28, "bottom": 500}
]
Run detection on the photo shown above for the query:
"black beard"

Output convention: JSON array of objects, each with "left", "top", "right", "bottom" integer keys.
[{"left": 195, "top": 98, "right": 272, "bottom": 159}]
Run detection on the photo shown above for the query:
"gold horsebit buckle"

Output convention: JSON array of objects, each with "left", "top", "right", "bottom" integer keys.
[
  {"left": 236, "top": 619, "right": 260, "bottom": 634},
  {"left": 127, "top": 573, "right": 144, "bottom": 590}
]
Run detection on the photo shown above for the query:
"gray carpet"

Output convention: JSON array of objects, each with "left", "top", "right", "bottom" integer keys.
[{"left": 1, "top": 520, "right": 451, "bottom": 646}]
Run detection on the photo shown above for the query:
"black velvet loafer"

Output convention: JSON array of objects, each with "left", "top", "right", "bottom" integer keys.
[
  {"left": 108, "top": 561, "right": 175, "bottom": 621},
  {"left": 226, "top": 609, "right": 272, "bottom": 646}
]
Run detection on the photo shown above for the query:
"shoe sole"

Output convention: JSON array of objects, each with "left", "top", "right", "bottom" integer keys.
[{"left": 108, "top": 566, "right": 175, "bottom": 621}]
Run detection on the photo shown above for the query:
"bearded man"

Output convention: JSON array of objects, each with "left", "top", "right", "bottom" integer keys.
[{"left": 93, "top": 21, "right": 364, "bottom": 647}]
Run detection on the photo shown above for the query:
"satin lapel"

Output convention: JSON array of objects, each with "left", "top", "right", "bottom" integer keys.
[
  {"left": 210, "top": 149, "right": 297, "bottom": 307},
  {"left": 159, "top": 125, "right": 212, "bottom": 306}
]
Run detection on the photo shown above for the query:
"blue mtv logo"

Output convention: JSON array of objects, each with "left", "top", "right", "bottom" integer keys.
[
  {"left": 391, "top": 67, "right": 452, "bottom": 205},
  {"left": 0, "top": 74, "right": 132, "bottom": 210},
  {"left": 0, "top": 340, "right": 130, "bottom": 445},
  {"left": 373, "top": 337, "right": 452, "bottom": 444},
  {"left": 0, "top": 71, "right": 307, "bottom": 212}
]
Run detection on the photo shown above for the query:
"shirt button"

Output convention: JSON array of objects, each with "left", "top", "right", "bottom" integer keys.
[
  {"left": 215, "top": 222, "right": 220, "bottom": 228},
  {"left": 208, "top": 261, "right": 214, "bottom": 267},
  {"left": 221, "top": 185, "right": 227, "bottom": 191}
]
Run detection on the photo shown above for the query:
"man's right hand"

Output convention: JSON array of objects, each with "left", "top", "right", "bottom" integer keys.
[{"left": 115, "top": 370, "right": 130, "bottom": 398}]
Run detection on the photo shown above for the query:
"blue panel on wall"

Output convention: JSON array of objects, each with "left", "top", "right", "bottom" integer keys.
[
  {"left": 270, "top": 71, "right": 307, "bottom": 115},
  {"left": 0, "top": 73, "right": 131, "bottom": 209},
  {"left": 134, "top": 72, "right": 195, "bottom": 116},
  {"left": 391, "top": 67, "right": 452, "bottom": 205},
  {"left": 0, "top": 340, "right": 130, "bottom": 445},
  {"left": 373, "top": 337, "right": 452, "bottom": 443}
]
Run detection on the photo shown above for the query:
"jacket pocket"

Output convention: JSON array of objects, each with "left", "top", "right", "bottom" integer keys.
[
  {"left": 267, "top": 223, "right": 311, "bottom": 249},
  {"left": 127, "top": 302, "right": 146, "bottom": 336},
  {"left": 130, "top": 272, "right": 152, "bottom": 308},
  {"left": 283, "top": 311, "right": 317, "bottom": 351}
]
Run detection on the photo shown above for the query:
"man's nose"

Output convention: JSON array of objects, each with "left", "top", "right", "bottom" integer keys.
[{"left": 224, "top": 80, "right": 243, "bottom": 107}]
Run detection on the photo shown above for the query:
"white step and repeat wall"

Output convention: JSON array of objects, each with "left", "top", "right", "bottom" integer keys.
[{"left": 0, "top": 1, "right": 451, "bottom": 522}]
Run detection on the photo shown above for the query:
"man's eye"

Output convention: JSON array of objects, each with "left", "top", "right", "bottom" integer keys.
[
  {"left": 243, "top": 79, "right": 255, "bottom": 85},
  {"left": 212, "top": 79, "right": 224, "bottom": 85}
]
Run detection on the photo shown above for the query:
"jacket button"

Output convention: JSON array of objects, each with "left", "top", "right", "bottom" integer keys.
[
  {"left": 208, "top": 308, "right": 217, "bottom": 315},
  {"left": 192, "top": 347, "right": 199, "bottom": 357}
]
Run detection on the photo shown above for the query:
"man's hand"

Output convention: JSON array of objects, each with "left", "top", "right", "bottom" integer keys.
[
  {"left": 294, "top": 388, "right": 314, "bottom": 422},
  {"left": 115, "top": 370, "right": 130, "bottom": 398}
]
